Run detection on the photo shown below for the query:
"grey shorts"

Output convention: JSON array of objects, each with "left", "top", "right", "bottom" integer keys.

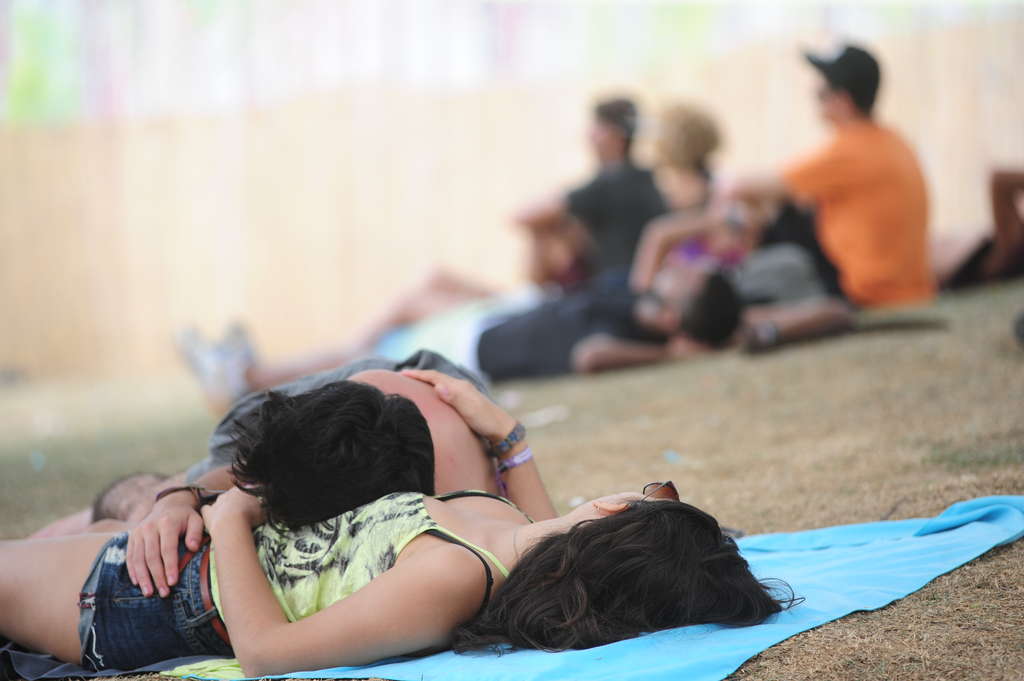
[
  {"left": 732, "top": 244, "right": 829, "bottom": 306},
  {"left": 186, "top": 349, "right": 490, "bottom": 483}
]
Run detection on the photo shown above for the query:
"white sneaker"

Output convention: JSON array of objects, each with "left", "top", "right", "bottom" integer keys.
[{"left": 176, "top": 326, "right": 253, "bottom": 407}]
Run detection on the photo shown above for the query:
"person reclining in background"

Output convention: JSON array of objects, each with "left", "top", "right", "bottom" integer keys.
[
  {"left": 515, "top": 97, "right": 667, "bottom": 290},
  {"left": 178, "top": 259, "right": 743, "bottom": 415},
  {"left": 2, "top": 370, "right": 793, "bottom": 677},
  {"left": 631, "top": 103, "right": 854, "bottom": 353}
]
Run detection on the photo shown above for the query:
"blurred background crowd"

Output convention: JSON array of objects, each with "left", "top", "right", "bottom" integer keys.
[{"left": 1, "top": 0, "right": 1022, "bottom": 382}]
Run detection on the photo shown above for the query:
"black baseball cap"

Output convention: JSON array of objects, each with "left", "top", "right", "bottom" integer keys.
[{"left": 804, "top": 44, "right": 881, "bottom": 115}]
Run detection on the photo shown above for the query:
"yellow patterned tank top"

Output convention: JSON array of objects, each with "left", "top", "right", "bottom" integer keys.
[{"left": 209, "top": 491, "right": 521, "bottom": 622}]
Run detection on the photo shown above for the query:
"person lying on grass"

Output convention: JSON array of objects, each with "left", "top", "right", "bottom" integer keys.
[
  {"left": 1, "top": 370, "right": 793, "bottom": 677},
  {"left": 31, "top": 350, "right": 559, "bottom": 604}
]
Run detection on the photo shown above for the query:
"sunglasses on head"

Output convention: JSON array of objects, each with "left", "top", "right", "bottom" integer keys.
[{"left": 641, "top": 481, "right": 680, "bottom": 502}]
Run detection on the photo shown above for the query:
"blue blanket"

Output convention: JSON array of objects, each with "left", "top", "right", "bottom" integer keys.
[{"left": 5, "top": 496, "right": 1023, "bottom": 681}]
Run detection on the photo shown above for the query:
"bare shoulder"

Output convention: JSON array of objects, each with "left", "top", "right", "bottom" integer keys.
[
  {"left": 392, "top": 540, "right": 490, "bottom": 619},
  {"left": 423, "top": 495, "right": 526, "bottom": 524}
]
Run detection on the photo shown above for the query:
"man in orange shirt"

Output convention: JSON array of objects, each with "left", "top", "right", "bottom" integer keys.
[{"left": 723, "top": 44, "right": 935, "bottom": 310}]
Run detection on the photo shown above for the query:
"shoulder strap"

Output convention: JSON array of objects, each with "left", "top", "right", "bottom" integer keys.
[
  {"left": 436, "top": 489, "right": 533, "bottom": 523},
  {"left": 437, "top": 489, "right": 510, "bottom": 504},
  {"left": 423, "top": 529, "right": 494, "bottom": 616}
]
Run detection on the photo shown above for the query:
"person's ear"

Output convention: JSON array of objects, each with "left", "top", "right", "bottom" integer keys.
[{"left": 593, "top": 500, "right": 630, "bottom": 516}]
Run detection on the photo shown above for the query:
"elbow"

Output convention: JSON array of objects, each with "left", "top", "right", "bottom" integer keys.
[
  {"left": 234, "top": 641, "right": 279, "bottom": 679},
  {"left": 239, "top": 656, "right": 284, "bottom": 680}
]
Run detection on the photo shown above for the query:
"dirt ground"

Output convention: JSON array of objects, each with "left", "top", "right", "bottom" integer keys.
[{"left": 2, "top": 280, "right": 1022, "bottom": 681}]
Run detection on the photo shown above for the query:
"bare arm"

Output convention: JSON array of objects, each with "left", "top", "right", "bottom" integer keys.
[
  {"left": 401, "top": 369, "right": 558, "bottom": 521},
  {"left": 515, "top": 194, "right": 569, "bottom": 233},
  {"left": 719, "top": 172, "right": 790, "bottom": 204},
  {"left": 742, "top": 297, "right": 855, "bottom": 351},
  {"left": 630, "top": 212, "right": 720, "bottom": 292},
  {"left": 492, "top": 437, "right": 553, "bottom": 520},
  {"left": 202, "top": 490, "right": 482, "bottom": 677},
  {"left": 571, "top": 333, "right": 708, "bottom": 374}
]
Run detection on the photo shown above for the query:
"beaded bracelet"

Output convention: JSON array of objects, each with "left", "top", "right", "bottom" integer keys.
[
  {"left": 494, "top": 446, "right": 533, "bottom": 497},
  {"left": 489, "top": 422, "right": 526, "bottom": 457}
]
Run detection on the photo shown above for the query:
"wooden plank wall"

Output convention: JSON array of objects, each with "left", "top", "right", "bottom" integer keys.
[{"left": 1, "top": 18, "right": 1022, "bottom": 377}]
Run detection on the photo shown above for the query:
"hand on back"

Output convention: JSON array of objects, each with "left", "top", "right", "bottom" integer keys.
[
  {"left": 400, "top": 369, "right": 517, "bottom": 445},
  {"left": 126, "top": 490, "right": 205, "bottom": 598}
]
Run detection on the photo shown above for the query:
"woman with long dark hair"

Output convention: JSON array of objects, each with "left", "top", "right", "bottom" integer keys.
[{"left": 0, "top": 370, "right": 792, "bottom": 677}]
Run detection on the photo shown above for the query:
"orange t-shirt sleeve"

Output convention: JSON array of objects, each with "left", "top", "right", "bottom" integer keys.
[{"left": 782, "top": 140, "right": 853, "bottom": 202}]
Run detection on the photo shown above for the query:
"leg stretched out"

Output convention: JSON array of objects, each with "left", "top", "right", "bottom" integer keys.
[
  {"left": 0, "top": 532, "right": 118, "bottom": 664},
  {"left": 241, "top": 269, "right": 498, "bottom": 396}
]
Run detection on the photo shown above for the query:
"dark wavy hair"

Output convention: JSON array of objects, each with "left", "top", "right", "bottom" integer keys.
[
  {"left": 230, "top": 380, "right": 434, "bottom": 529},
  {"left": 453, "top": 500, "right": 796, "bottom": 652}
]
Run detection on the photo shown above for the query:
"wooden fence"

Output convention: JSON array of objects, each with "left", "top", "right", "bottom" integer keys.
[{"left": 1, "top": 17, "right": 1022, "bottom": 376}]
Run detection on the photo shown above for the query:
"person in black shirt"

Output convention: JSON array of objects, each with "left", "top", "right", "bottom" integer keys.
[{"left": 515, "top": 97, "right": 667, "bottom": 289}]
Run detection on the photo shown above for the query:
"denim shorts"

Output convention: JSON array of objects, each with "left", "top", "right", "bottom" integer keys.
[{"left": 77, "top": 532, "right": 233, "bottom": 671}]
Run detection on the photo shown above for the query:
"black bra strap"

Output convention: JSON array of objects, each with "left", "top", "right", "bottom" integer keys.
[
  {"left": 436, "top": 489, "right": 533, "bottom": 523},
  {"left": 437, "top": 489, "right": 512, "bottom": 504},
  {"left": 423, "top": 529, "right": 494, "bottom": 616}
]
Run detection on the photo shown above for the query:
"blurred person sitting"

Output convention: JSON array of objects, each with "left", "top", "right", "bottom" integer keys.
[
  {"left": 631, "top": 103, "right": 853, "bottom": 352},
  {"left": 515, "top": 97, "right": 667, "bottom": 290},
  {"left": 714, "top": 43, "right": 935, "bottom": 310},
  {"left": 937, "top": 169, "right": 1024, "bottom": 287}
]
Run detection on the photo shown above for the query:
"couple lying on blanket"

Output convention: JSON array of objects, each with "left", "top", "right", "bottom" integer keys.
[{"left": 0, "top": 351, "right": 793, "bottom": 678}]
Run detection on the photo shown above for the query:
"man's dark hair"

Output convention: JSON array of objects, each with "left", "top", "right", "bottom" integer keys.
[
  {"left": 680, "top": 270, "right": 743, "bottom": 347},
  {"left": 805, "top": 44, "right": 881, "bottom": 116},
  {"left": 231, "top": 380, "right": 434, "bottom": 529},
  {"left": 453, "top": 500, "right": 797, "bottom": 652},
  {"left": 594, "top": 97, "right": 638, "bottom": 157}
]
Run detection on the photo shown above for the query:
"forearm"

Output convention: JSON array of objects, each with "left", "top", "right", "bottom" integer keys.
[
  {"left": 631, "top": 214, "right": 716, "bottom": 291},
  {"left": 515, "top": 195, "right": 569, "bottom": 233},
  {"left": 727, "top": 173, "right": 789, "bottom": 204},
  {"left": 497, "top": 441, "right": 557, "bottom": 521},
  {"left": 206, "top": 515, "right": 289, "bottom": 673},
  {"left": 144, "top": 467, "right": 234, "bottom": 514},
  {"left": 193, "top": 466, "right": 234, "bottom": 490},
  {"left": 572, "top": 334, "right": 669, "bottom": 373}
]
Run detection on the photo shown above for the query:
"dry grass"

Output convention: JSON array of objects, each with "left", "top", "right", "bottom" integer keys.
[{"left": 2, "top": 280, "right": 1023, "bottom": 680}]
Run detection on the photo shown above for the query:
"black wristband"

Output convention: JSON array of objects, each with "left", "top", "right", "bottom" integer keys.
[
  {"left": 154, "top": 485, "right": 227, "bottom": 507},
  {"left": 154, "top": 485, "right": 202, "bottom": 504}
]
